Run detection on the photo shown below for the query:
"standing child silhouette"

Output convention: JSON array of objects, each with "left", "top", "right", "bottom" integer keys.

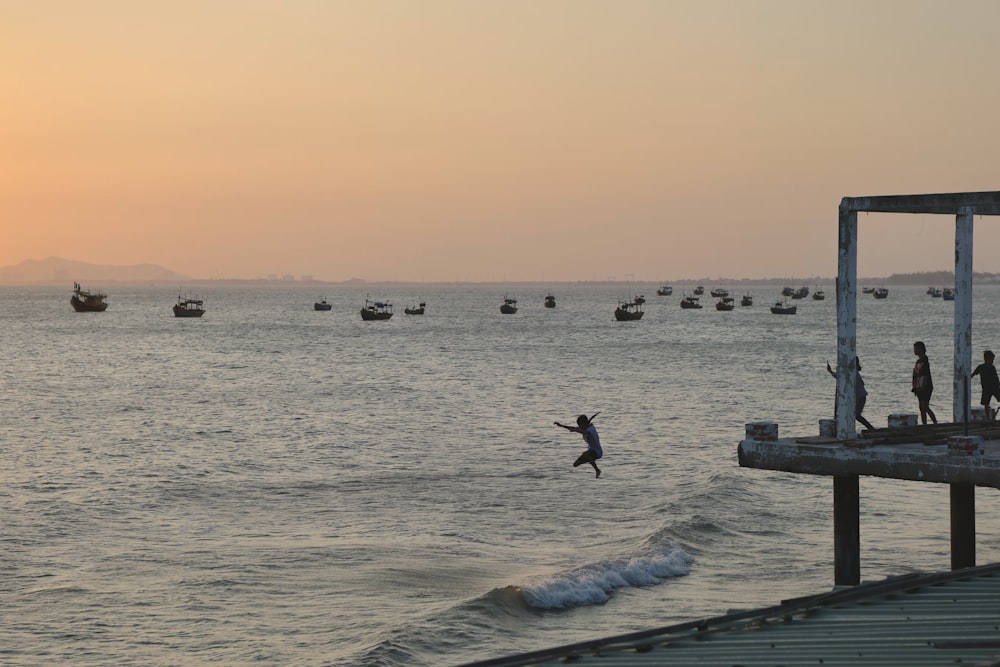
[{"left": 971, "top": 349, "right": 1000, "bottom": 422}]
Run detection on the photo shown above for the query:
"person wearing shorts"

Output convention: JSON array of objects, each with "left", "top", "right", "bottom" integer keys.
[
  {"left": 912, "top": 341, "right": 938, "bottom": 425},
  {"left": 971, "top": 349, "right": 1000, "bottom": 422},
  {"left": 554, "top": 414, "right": 603, "bottom": 478}
]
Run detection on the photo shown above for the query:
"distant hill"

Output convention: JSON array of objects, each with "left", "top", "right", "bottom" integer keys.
[{"left": 0, "top": 257, "right": 189, "bottom": 285}]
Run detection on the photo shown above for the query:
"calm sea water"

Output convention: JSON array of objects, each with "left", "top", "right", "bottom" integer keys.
[{"left": 4, "top": 283, "right": 1000, "bottom": 666}]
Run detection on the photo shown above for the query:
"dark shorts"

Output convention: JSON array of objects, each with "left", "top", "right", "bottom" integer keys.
[
  {"left": 915, "top": 389, "right": 933, "bottom": 403},
  {"left": 574, "top": 450, "right": 601, "bottom": 467},
  {"left": 982, "top": 389, "right": 1000, "bottom": 406}
]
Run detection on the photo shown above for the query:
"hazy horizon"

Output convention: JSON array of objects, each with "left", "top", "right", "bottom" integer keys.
[
  {"left": 0, "top": 255, "right": 986, "bottom": 287},
  {"left": 6, "top": 1, "right": 1000, "bottom": 282}
]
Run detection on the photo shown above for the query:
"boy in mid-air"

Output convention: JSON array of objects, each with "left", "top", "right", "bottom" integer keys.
[{"left": 554, "top": 413, "right": 603, "bottom": 478}]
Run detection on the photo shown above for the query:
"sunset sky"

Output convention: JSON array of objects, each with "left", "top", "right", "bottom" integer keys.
[{"left": 4, "top": 0, "right": 1000, "bottom": 282}]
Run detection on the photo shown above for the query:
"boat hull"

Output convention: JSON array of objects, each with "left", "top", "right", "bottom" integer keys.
[
  {"left": 71, "top": 295, "right": 108, "bottom": 312},
  {"left": 500, "top": 305, "right": 517, "bottom": 314},
  {"left": 314, "top": 303, "right": 332, "bottom": 311},
  {"left": 173, "top": 306, "right": 205, "bottom": 317},
  {"left": 361, "top": 310, "right": 392, "bottom": 320},
  {"left": 404, "top": 308, "right": 425, "bottom": 315},
  {"left": 614, "top": 309, "right": 644, "bottom": 321}
]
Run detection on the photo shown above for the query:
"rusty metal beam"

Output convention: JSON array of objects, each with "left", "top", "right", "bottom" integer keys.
[{"left": 841, "top": 191, "right": 1000, "bottom": 215}]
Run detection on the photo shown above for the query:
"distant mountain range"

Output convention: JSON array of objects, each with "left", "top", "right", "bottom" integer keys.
[{"left": 0, "top": 257, "right": 189, "bottom": 285}]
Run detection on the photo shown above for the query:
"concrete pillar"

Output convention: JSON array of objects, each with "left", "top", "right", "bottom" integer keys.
[
  {"left": 950, "top": 483, "right": 976, "bottom": 569},
  {"left": 836, "top": 205, "right": 858, "bottom": 440},
  {"left": 954, "top": 208, "right": 974, "bottom": 423},
  {"left": 833, "top": 475, "right": 860, "bottom": 585}
]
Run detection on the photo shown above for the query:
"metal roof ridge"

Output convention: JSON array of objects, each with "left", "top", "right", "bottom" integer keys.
[{"left": 453, "top": 562, "right": 1000, "bottom": 667}]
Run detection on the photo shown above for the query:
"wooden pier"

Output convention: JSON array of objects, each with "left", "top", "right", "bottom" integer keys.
[{"left": 739, "top": 191, "right": 1000, "bottom": 586}]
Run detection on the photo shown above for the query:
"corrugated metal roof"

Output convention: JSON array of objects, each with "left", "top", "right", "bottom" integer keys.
[{"left": 458, "top": 563, "right": 1000, "bottom": 667}]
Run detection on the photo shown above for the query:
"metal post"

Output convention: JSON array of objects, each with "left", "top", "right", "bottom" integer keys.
[
  {"left": 836, "top": 205, "right": 858, "bottom": 440},
  {"left": 834, "top": 475, "right": 860, "bottom": 585},
  {"left": 954, "top": 208, "right": 974, "bottom": 423},
  {"left": 950, "top": 483, "right": 976, "bottom": 570}
]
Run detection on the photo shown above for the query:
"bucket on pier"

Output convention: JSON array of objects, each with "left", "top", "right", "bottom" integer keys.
[
  {"left": 888, "top": 413, "right": 917, "bottom": 429},
  {"left": 745, "top": 421, "right": 778, "bottom": 442}
]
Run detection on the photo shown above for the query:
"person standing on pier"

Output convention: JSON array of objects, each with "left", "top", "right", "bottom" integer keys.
[
  {"left": 826, "top": 358, "right": 875, "bottom": 430},
  {"left": 554, "top": 413, "right": 603, "bottom": 478},
  {"left": 912, "top": 341, "right": 938, "bottom": 425},
  {"left": 971, "top": 349, "right": 1000, "bottom": 422}
]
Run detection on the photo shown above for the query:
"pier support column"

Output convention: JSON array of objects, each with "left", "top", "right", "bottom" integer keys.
[
  {"left": 950, "top": 483, "right": 976, "bottom": 570},
  {"left": 835, "top": 206, "right": 858, "bottom": 440},
  {"left": 954, "top": 207, "right": 974, "bottom": 424},
  {"left": 833, "top": 475, "right": 860, "bottom": 586}
]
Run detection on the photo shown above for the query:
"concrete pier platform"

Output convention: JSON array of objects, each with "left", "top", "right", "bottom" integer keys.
[
  {"left": 739, "top": 422, "right": 1000, "bottom": 488},
  {"left": 739, "top": 421, "right": 1000, "bottom": 585}
]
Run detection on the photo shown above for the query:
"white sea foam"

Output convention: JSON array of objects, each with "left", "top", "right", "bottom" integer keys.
[{"left": 518, "top": 544, "right": 694, "bottom": 609}]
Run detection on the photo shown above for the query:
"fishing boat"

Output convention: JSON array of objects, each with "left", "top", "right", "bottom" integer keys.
[
  {"left": 715, "top": 297, "right": 735, "bottom": 311},
  {"left": 680, "top": 295, "right": 703, "bottom": 309},
  {"left": 770, "top": 300, "right": 797, "bottom": 315},
  {"left": 929, "top": 287, "right": 943, "bottom": 298},
  {"left": 873, "top": 287, "right": 889, "bottom": 299},
  {"left": 741, "top": 292, "right": 753, "bottom": 307},
  {"left": 942, "top": 287, "right": 955, "bottom": 301},
  {"left": 782, "top": 286, "right": 795, "bottom": 297},
  {"left": 812, "top": 290, "right": 825, "bottom": 301},
  {"left": 173, "top": 294, "right": 205, "bottom": 318},
  {"left": 634, "top": 294, "right": 646, "bottom": 305},
  {"left": 404, "top": 301, "right": 426, "bottom": 315},
  {"left": 791, "top": 286, "right": 810, "bottom": 299},
  {"left": 614, "top": 300, "right": 644, "bottom": 321},
  {"left": 500, "top": 295, "right": 518, "bottom": 314},
  {"left": 861, "top": 286, "right": 875, "bottom": 294},
  {"left": 543, "top": 294, "right": 556, "bottom": 308},
  {"left": 361, "top": 297, "right": 393, "bottom": 320},
  {"left": 70, "top": 282, "right": 108, "bottom": 312},
  {"left": 314, "top": 298, "right": 332, "bottom": 311},
  {"left": 656, "top": 285, "right": 673, "bottom": 296},
  {"left": 710, "top": 288, "right": 729, "bottom": 298},
  {"left": 693, "top": 285, "right": 705, "bottom": 295}
]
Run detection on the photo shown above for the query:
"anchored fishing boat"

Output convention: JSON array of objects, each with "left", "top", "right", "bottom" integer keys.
[
  {"left": 361, "top": 297, "right": 393, "bottom": 320},
  {"left": 404, "top": 301, "right": 426, "bottom": 315},
  {"left": 500, "top": 295, "right": 518, "bottom": 314},
  {"left": 770, "top": 300, "right": 797, "bottom": 314},
  {"left": 173, "top": 293, "right": 205, "bottom": 317},
  {"left": 70, "top": 282, "right": 108, "bottom": 312},
  {"left": 614, "top": 299, "right": 644, "bottom": 321}
]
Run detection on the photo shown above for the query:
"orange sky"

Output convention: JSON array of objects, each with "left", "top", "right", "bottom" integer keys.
[{"left": 4, "top": 0, "right": 1000, "bottom": 282}]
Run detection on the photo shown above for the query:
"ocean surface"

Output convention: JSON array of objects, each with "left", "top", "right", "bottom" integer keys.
[{"left": 5, "top": 283, "right": 1000, "bottom": 666}]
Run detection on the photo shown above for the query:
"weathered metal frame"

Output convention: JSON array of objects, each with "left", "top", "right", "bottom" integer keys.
[{"left": 833, "top": 191, "right": 1000, "bottom": 584}]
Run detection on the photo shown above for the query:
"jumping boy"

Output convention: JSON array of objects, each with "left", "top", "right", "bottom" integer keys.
[{"left": 554, "top": 413, "right": 603, "bottom": 478}]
